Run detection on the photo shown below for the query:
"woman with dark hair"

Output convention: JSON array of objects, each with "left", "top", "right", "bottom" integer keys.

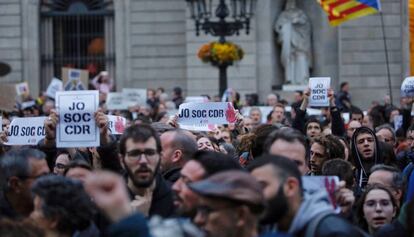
[
  {"left": 355, "top": 184, "right": 397, "bottom": 235},
  {"left": 30, "top": 175, "right": 97, "bottom": 237}
]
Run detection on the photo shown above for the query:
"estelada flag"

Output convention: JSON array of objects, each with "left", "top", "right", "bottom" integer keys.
[{"left": 317, "top": 0, "right": 381, "bottom": 26}]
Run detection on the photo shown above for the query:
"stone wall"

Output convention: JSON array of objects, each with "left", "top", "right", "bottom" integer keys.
[
  {"left": 338, "top": 0, "right": 407, "bottom": 108},
  {"left": 124, "top": 0, "right": 188, "bottom": 94},
  {"left": 0, "top": 1, "right": 22, "bottom": 83}
]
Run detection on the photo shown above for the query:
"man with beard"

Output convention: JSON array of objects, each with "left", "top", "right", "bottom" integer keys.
[
  {"left": 248, "top": 155, "right": 365, "bottom": 236},
  {"left": 119, "top": 124, "right": 174, "bottom": 217}
]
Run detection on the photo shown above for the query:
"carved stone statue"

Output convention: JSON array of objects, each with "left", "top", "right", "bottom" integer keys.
[{"left": 275, "top": 0, "right": 312, "bottom": 85}]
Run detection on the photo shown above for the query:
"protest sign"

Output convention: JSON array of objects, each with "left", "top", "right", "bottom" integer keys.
[
  {"left": 394, "top": 115, "right": 403, "bottom": 131},
  {"left": 15, "top": 82, "right": 29, "bottom": 97},
  {"left": 62, "top": 68, "right": 88, "bottom": 91},
  {"left": 177, "top": 102, "right": 237, "bottom": 126},
  {"left": 20, "top": 100, "right": 36, "bottom": 110},
  {"left": 401, "top": 76, "right": 414, "bottom": 97},
  {"left": 309, "top": 77, "right": 331, "bottom": 107},
  {"left": 56, "top": 90, "right": 99, "bottom": 148},
  {"left": 180, "top": 124, "right": 217, "bottom": 132},
  {"left": 107, "top": 115, "right": 126, "bottom": 135},
  {"left": 122, "top": 88, "right": 147, "bottom": 106},
  {"left": 106, "top": 92, "right": 129, "bottom": 110},
  {"left": 184, "top": 96, "right": 209, "bottom": 103},
  {"left": 0, "top": 83, "right": 17, "bottom": 111},
  {"left": 46, "top": 78, "right": 63, "bottom": 99},
  {"left": 302, "top": 176, "right": 339, "bottom": 209},
  {"left": 5, "top": 117, "right": 46, "bottom": 145}
]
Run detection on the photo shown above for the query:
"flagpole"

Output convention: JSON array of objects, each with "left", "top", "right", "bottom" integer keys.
[{"left": 379, "top": 11, "right": 394, "bottom": 106}]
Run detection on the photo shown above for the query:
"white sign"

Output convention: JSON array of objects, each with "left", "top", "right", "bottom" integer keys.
[
  {"left": 180, "top": 124, "right": 217, "bottom": 132},
  {"left": 5, "top": 117, "right": 46, "bottom": 145},
  {"left": 177, "top": 102, "right": 236, "bottom": 126},
  {"left": 309, "top": 77, "right": 331, "bottom": 107},
  {"left": 106, "top": 92, "right": 129, "bottom": 110},
  {"left": 107, "top": 115, "right": 126, "bottom": 135},
  {"left": 21, "top": 100, "right": 36, "bottom": 110},
  {"left": 63, "top": 69, "right": 86, "bottom": 91},
  {"left": 122, "top": 88, "right": 147, "bottom": 106},
  {"left": 56, "top": 90, "right": 99, "bottom": 148},
  {"left": 184, "top": 96, "right": 209, "bottom": 103},
  {"left": 401, "top": 76, "right": 414, "bottom": 97},
  {"left": 302, "top": 176, "right": 339, "bottom": 209},
  {"left": 46, "top": 78, "right": 63, "bottom": 99},
  {"left": 394, "top": 115, "right": 403, "bottom": 131},
  {"left": 15, "top": 82, "right": 29, "bottom": 96}
]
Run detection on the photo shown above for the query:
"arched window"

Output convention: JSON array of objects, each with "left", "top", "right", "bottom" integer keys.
[{"left": 40, "top": 0, "right": 115, "bottom": 90}]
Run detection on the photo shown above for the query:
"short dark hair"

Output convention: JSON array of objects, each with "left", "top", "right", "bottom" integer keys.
[
  {"left": 0, "top": 219, "right": 44, "bottom": 237},
  {"left": 119, "top": 124, "right": 161, "bottom": 156},
  {"left": 169, "top": 130, "right": 198, "bottom": 161},
  {"left": 247, "top": 154, "right": 303, "bottom": 194},
  {"left": 312, "top": 135, "right": 345, "bottom": 160},
  {"left": 192, "top": 151, "right": 242, "bottom": 178},
  {"left": 350, "top": 106, "right": 364, "bottom": 120},
  {"left": 322, "top": 159, "right": 354, "bottom": 189},
  {"left": 31, "top": 175, "right": 95, "bottom": 235},
  {"left": 63, "top": 159, "right": 92, "bottom": 176},
  {"left": 0, "top": 148, "right": 46, "bottom": 191},
  {"left": 264, "top": 127, "right": 308, "bottom": 160},
  {"left": 340, "top": 82, "right": 348, "bottom": 90},
  {"left": 370, "top": 164, "right": 404, "bottom": 191},
  {"left": 305, "top": 117, "right": 322, "bottom": 132}
]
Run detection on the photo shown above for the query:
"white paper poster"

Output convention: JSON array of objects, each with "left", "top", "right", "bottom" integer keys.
[
  {"left": 184, "top": 96, "right": 209, "bottom": 103},
  {"left": 401, "top": 76, "right": 414, "bottom": 97},
  {"left": 107, "top": 115, "right": 126, "bottom": 135},
  {"left": 122, "top": 88, "right": 147, "bottom": 106},
  {"left": 309, "top": 77, "right": 331, "bottom": 107},
  {"left": 177, "top": 102, "right": 237, "bottom": 126},
  {"left": 5, "top": 117, "right": 46, "bottom": 145},
  {"left": 302, "top": 176, "right": 339, "bottom": 209},
  {"left": 56, "top": 90, "right": 99, "bottom": 148},
  {"left": 15, "top": 82, "right": 29, "bottom": 96},
  {"left": 46, "top": 78, "right": 63, "bottom": 99},
  {"left": 106, "top": 92, "right": 129, "bottom": 110}
]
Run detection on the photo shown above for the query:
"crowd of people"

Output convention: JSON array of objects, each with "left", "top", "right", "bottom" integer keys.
[{"left": 0, "top": 82, "right": 413, "bottom": 237}]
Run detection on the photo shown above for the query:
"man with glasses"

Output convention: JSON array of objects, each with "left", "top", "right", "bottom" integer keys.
[
  {"left": 189, "top": 170, "right": 264, "bottom": 237},
  {"left": 0, "top": 148, "right": 50, "bottom": 219},
  {"left": 119, "top": 124, "right": 174, "bottom": 217}
]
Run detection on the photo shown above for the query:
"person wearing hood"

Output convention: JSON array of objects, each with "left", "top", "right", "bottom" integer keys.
[
  {"left": 350, "top": 127, "right": 385, "bottom": 190},
  {"left": 248, "top": 154, "right": 367, "bottom": 237}
]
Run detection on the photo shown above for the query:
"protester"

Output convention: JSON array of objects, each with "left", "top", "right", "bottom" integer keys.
[
  {"left": 172, "top": 151, "right": 242, "bottom": 218},
  {"left": 248, "top": 154, "right": 366, "bottom": 236},
  {"left": 355, "top": 184, "right": 397, "bottom": 235},
  {"left": 189, "top": 171, "right": 264, "bottom": 237},
  {"left": 309, "top": 135, "right": 345, "bottom": 175},
  {"left": 30, "top": 175, "right": 97, "bottom": 237},
  {"left": 0, "top": 148, "right": 50, "bottom": 219},
  {"left": 119, "top": 124, "right": 174, "bottom": 217},
  {"left": 264, "top": 128, "right": 309, "bottom": 175},
  {"left": 160, "top": 129, "right": 198, "bottom": 183}
]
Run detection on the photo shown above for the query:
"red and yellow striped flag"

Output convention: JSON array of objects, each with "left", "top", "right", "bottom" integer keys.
[{"left": 317, "top": 0, "right": 381, "bottom": 26}]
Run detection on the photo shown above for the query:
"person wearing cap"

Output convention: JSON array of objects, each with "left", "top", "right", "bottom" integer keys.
[{"left": 188, "top": 170, "right": 265, "bottom": 237}]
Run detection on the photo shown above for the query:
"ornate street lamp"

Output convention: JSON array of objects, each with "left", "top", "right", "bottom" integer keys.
[{"left": 186, "top": 0, "right": 256, "bottom": 96}]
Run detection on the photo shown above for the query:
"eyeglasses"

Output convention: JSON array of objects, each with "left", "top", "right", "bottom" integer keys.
[
  {"left": 364, "top": 199, "right": 392, "bottom": 209},
  {"left": 126, "top": 148, "right": 159, "bottom": 161}
]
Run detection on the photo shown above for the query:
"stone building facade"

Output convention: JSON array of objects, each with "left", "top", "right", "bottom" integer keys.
[{"left": 0, "top": 0, "right": 409, "bottom": 109}]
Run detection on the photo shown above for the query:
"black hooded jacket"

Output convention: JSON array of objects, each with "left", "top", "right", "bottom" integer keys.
[{"left": 350, "top": 127, "right": 383, "bottom": 189}]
